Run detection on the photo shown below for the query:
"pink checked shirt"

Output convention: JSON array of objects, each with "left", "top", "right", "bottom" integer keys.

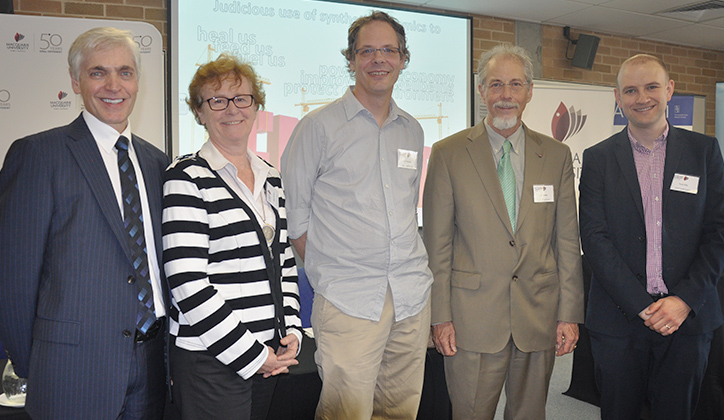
[{"left": 629, "top": 125, "right": 670, "bottom": 295}]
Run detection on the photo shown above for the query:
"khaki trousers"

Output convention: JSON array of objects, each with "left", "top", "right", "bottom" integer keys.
[
  {"left": 445, "top": 338, "right": 555, "bottom": 420},
  {"left": 311, "top": 287, "right": 431, "bottom": 420}
]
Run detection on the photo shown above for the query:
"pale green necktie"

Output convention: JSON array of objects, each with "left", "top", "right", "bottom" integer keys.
[{"left": 497, "top": 139, "right": 516, "bottom": 232}]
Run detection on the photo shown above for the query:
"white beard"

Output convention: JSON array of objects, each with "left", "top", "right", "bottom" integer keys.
[
  {"left": 490, "top": 100, "right": 521, "bottom": 132},
  {"left": 491, "top": 115, "right": 519, "bottom": 131}
]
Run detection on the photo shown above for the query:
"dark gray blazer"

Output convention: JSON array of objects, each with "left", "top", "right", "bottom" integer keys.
[
  {"left": 580, "top": 124, "right": 724, "bottom": 337},
  {"left": 0, "top": 115, "right": 169, "bottom": 419}
]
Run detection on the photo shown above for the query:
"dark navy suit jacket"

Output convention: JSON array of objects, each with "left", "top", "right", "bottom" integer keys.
[
  {"left": 0, "top": 115, "right": 169, "bottom": 419},
  {"left": 580, "top": 124, "right": 724, "bottom": 337}
]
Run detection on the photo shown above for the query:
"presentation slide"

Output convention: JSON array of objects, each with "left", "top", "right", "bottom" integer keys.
[{"left": 170, "top": 0, "right": 472, "bottom": 170}]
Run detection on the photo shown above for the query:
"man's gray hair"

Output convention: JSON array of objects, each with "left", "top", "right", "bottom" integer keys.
[
  {"left": 68, "top": 27, "right": 140, "bottom": 81},
  {"left": 477, "top": 44, "right": 534, "bottom": 85}
]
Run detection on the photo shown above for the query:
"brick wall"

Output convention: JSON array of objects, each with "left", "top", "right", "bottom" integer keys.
[
  {"left": 12, "top": 0, "right": 166, "bottom": 46},
  {"left": 539, "top": 25, "right": 724, "bottom": 136},
  {"left": 13, "top": 0, "right": 723, "bottom": 135}
]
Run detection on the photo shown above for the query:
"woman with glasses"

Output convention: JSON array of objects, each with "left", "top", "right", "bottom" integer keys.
[{"left": 162, "top": 53, "right": 302, "bottom": 420}]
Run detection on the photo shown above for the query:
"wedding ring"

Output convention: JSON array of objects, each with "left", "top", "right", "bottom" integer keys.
[{"left": 665, "top": 324, "right": 671, "bottom": 329}]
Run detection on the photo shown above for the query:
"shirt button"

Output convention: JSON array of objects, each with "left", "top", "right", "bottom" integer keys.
[
  {"left": 656, "top": 221, "right": 661, "bottom": 226},
  {"left": 512, "top": 275, "right": 518, "bottom": 281},
  {"left": 655, "top": 197, "right": 660, "bottom": 202},
  {"left": 122, "top": 330, "right": 132, "bottom": 338},
  {"left": 127, "top": 275, "right": 136, "bottom": 284},
  {"left": 389, "top": 211, "right": 393, "bottom": 216},
  {"left": 385, "top": 184, "right": 389, "bottom": 188}
]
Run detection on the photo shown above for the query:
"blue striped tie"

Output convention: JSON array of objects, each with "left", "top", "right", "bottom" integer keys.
[
  {"left": 115, "top": 136, "right": 156, "bottom": 334},
  {"left": 498, "top": 139, "right": 516, "bottom": 233}
]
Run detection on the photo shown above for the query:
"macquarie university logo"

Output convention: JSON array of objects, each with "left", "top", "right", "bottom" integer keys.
[
  {"left": 551, "top": 101, "right": 587, "bottom": 142},
  {"left": 50, "top": 90, "right": 72, "bottom": 110},
  {"left": 6, "top": 32, "right": 30, "bottom": 52}
]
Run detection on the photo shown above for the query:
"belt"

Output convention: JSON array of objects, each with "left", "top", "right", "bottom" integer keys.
[
  {"left": 649, "top": 292, "right": 669, "bottom": 301},
  {"left": 135, "top": 317, "right": 165, "bottom": 343}
]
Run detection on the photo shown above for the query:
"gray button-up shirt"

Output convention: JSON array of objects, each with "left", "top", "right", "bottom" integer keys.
[{"left": 281, "top": 87, "right": 432, "bottom": 322}]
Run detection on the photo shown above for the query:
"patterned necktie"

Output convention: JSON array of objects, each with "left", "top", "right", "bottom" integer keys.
[
  {"left": 497, "top": 139, "right": 516, "bottom": 233},
  {"left": 115, "top": 136, "right": 156, "bottom": 333}
]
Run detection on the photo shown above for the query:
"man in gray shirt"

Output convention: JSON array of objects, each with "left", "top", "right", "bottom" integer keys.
[{"left": 281, "top": 10, "right": 432, "bottom": 420}]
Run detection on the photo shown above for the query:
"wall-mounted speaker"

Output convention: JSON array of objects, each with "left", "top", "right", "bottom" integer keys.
[
  {"left": 571, "top": 34, "right": 600, "bottom": 70},
  {"left": 0, "top": 0, "right": 13, "bottom": 14}
]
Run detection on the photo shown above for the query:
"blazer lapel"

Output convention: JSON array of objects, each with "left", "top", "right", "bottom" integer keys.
[
  {"left": 134, "top": 136, "right": 164, "bottom": 266},
  {"left": 662, "top": 125, "right": 682, "bottom": 211},
  {"left": 466, "top": 123, "right": 515, "bottom": 235},
  {"left": 516, "top": 127, "right": 544, "bottom": 232},
  {"left": 613, "top": 129, "right": 645, "bottom": 221},
  {"left": 65, "top": 116, "right": 132, "bottom": 262}
]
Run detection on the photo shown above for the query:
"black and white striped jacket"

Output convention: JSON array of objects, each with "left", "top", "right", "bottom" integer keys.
[{"left": 162, "top": 154, "right": 301, "bottom": 379}]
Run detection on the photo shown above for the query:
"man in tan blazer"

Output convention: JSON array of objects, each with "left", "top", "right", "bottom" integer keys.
[{"left": 423, "top": 44, "right": 584, "bottom": 420}]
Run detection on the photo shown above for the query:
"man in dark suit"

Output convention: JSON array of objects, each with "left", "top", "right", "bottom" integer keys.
[
  {"left": 0, "top": 27, "right": 169, "bottom": 419},
  {"left": 579, "top": 54, "right": 724, "bottom": 420}
]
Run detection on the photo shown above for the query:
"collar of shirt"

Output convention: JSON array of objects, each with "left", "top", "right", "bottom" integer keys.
[
  {"left": 628, "top": 123, "right": 669, "bottom": 154},
  {"left": 341, "top": 86, "right": 410, "bottom": 127},
  {"left": 83, "top": 110, "right": 133, "bottom": 154},
  {"left": 199, "top": 140, "right": 271, "bottom": 202},
  {"left": 484, "top": 116, "right": 525, "bottom": 162}
]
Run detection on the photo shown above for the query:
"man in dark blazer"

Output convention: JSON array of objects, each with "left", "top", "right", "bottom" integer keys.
[
  {"left": 579, "top": 54, "right": 724, "bottom": 420},
  {"left": 0, "top": 27, "right": 169, "bottom": 419}
]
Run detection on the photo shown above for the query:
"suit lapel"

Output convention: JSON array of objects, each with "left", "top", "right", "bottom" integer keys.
[
  {"left": 662, "top": 125, "right": 682, "bottom": 211},
  {"left": 134, "top": 136, "right": 164, "bottom": 266},
  {"left": 516, "top": 127, "right": 544, "bottom": 232},
  {"left": 612, "top": 129, "right": 645, "bottom": 221},
  {"left": 65, "top": 116, "right": 133, "bottom": 263},
  {"left": 466, "top": 123, "right": 515, "bottom": 235}
]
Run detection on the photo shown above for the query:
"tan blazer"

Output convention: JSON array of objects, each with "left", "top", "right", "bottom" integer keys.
[{"left": 423, "top": 121, "right": 584, "bottom": 354}]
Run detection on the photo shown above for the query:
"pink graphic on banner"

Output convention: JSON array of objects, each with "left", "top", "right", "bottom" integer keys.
[{"left": 551, "top": 102, "right": 587, "bottom": 142}]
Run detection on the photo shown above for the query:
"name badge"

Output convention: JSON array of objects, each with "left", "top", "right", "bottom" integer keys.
[
  {"left": 533, "top": 185, "right": 555, "bottom": 203},
  {"left": 670, "top": 173, "right": 699, "bottom": 194},
  {"left": 266, "top": 185, "right": 280, "bottom": 209},
  {"left": 398, "top": 149, "right": 418, "bottom": 170}
]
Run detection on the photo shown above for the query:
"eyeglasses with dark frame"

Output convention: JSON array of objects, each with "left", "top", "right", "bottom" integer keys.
[
  {"left": 354, "top": 47, "right": 401, "bottom": 59},
  {"left": 484, "top": 81, "right": 530, "bottom": 94},
  {"left": 204, "top": 94, "right": 255, "bottom": 111}
]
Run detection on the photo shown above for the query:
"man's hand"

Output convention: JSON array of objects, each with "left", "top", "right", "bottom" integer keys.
[
  {"left": 432, "top": 321, "right": 457, "bottom": 356},
  {"left": 556, "top": 321, "right": 579, "bottom": 356},
  {"left": 641, "top": 296, "right": 691, "bottom": 336}
]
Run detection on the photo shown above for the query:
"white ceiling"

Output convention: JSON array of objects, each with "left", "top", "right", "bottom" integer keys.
[{"left": 386, "top": 0, "right": 724, "bottom": 51}]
